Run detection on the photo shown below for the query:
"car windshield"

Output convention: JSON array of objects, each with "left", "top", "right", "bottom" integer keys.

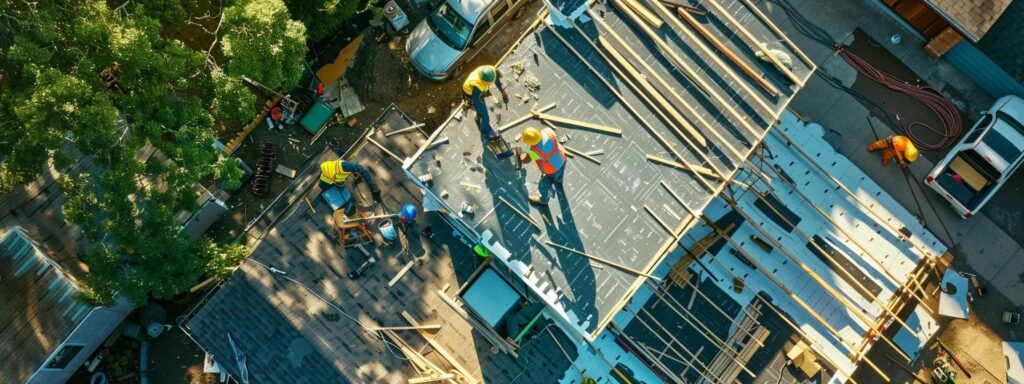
[
  {"left": 985, "top": 112, "right": 1024, "bottom": 163},
  {"left": 427, "top": 2, "right": 473, "bottom": 50}
]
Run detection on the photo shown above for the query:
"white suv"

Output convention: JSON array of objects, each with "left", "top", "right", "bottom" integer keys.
[{"left": 925, "top": 95, "right": 1024, "bottom": 218}]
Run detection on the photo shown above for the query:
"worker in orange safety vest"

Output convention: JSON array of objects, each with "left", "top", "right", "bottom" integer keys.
[
  {"left": 867, "top": 135, "right": 919, "bottom": 166},
  {"left": 522, "top": 127, "right": 567, "bottom": 206}
]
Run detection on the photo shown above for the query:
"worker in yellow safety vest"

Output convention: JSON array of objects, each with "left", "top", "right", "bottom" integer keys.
[
  {"left": 522, "top": 127, "right": 567, "bottom": 206},
  {"left": 463, "top": 65, "right": 509, "bottom": 139},
  {"left": 319, "top": 160, "right": 381, "bottom": 201},
  {"left": 867, "top": 135, "right": 919, "bottom": 166}
]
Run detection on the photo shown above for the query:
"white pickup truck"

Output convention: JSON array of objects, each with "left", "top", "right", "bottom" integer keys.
[{"left": 924, "top": 95, "right": 1024, "bottom": 218}]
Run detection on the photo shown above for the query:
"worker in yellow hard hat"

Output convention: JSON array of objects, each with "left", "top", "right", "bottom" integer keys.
[
  {"left": 522, "top": 127, "right": 567, "bottom": 206},
  {"left": 320, "top": 159, "right": 381, "bottom": 203},
  {"left": 867, "top": 135, "right": 919, "bottom": 166},
  {"left": 463, "top": 65, "right": 509, "bottom": 139}
]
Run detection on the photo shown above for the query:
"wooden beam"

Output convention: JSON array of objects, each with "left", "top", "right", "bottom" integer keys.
[
  {"left": 621, "top": 0, "right": 664, "bottom": 28},
  {"left": 367, "top": 137, "right": 403, "bottom": 162},
  {"left": 644, "top": 0, "right": 777, "bottom": 115},
  {"left": 610, "top": 0, "right": 763, "bottom": 138},
  {"left": 674, "top": 6, "right": 778, "bottom": 96},
  {"left": 720, "top": 195, "right": 915, "bottom": 362},
  {"left": 533, "top": 113, "right": 622, "bottom": 135},
  {"left": 735, "top": 188, "right": 927, "bottom": 340},
  {"left": 596, "top": 35, "right": 709, "bottom": 148},
  {"left": 563, "top": 145, "right": 601, "bottom": 165},
  {"left": 593, "top": 14, "right": 745, "bottom": 159},
  {"left": 496, "top": 196, "right": 542, "bottom": 230},
  {"left": 409, "top": 374, "right": 457, "bottom": 384},
  {"left": 385, "top": 123, "right": 426, "bottom": 137},
  {"left": 702, "top": 0, "right": 802, "bottom": 85},
  {"left": 545, "top": 22, "right": 702, "bottom": 190},
  {"left": 646, "top": 154, "right": 718, "bottom": 179},
  {"left": 388, "top": 260, "right": 416, "bottom": 287},
  {"left": 546, "top": 241, "right": 660, "bottom": 279},
  {"left": 497, "top": 103, "right": 556, "bottom": 132},
  {"left": 700, "top": 215, "right": 895, "bottom": 381},
  {"left": 401, "top": 312, "right": 479, "bottom": 384},
  {"left": 371, "top": 324, "right": 443, "bottom": 331}
]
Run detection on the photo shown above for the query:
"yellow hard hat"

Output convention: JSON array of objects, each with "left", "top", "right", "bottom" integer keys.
[
  {"left": 904, "top": 145, "right": 919, "bottom": 162},
  {"left": 523, "top": 127, "right": 541, "bottom": 146}
]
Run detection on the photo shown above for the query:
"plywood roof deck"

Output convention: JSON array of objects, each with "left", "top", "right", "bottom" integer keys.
[{"left": 406, "top": 0, "right": 815, "bottom": 339}]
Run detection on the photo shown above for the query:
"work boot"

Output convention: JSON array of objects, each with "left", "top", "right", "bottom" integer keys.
[{"left": 528, "top": 195, "right": 547, "bottom": 206}]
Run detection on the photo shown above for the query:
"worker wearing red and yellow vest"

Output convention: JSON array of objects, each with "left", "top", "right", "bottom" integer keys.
[
  {"left": 319, "top": 160, "right": 381, "bottom": 201},
  {"left": 463, "top": 65, "right": 508, "bottom": 139},
  {"left": 522, "top": 127, "right": 567, "bottom": 206},
  {"left": 867, "top": 135, "right": 919, "bottom": 166}
]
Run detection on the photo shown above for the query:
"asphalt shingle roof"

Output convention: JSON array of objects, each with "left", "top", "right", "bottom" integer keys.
[{"left": 927, "top": 0, "right": 1013, "bottom": 41}]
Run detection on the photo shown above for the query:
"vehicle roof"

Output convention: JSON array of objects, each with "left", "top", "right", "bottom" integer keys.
[{"left": 445, "top": 0, "right": 491, "bottom": 21}]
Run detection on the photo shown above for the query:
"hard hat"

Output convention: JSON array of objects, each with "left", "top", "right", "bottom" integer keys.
[
  {"left": 399, "top": 203, "right": 417, "bottom": 223},
  {"left": 480, "top": 66, "right": 496, "bottom": 82},
  {"left": 904, "top": 145, "right": 919, "bottom": 162},
  {"left": 522, "top": 127, "right": 541, "bottom": 146}
]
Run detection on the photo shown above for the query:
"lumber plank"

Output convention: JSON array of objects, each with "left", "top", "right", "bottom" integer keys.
[
  {"left": 645, "top": 0, "right": 776, "bottom": 115},
  {"left": 497, "top": 196, "right": 541, "bottom": 230},
  {"left": 646, "top": 154, "right": 718, "bottom": 179},
  {"left": 563, "top": 145, "right": 601, "bottom": 165},
  {"left": 409, "top": 374, "right": 457, "bottom": 384},
  {"left": 702, "top": 0, "right": 802, "bottom": 85},
  {"left": 367, "top": 137, "right": 403, "bottom": 162},
  {"left": 674, "top": 7, "right": 778, "bottom": 95},
  {"left": 546, "top": 241, "right": 660, "bottom": 279},
  {"left": 401, "top": 312, "right": 479, "bottom": 384},
  {"left": 388, "top": 260, "right": 415, "bottom": 287},
  {"left": 534, "top": 113, "right": 622, "bottom": 135},
  {"left": 371, "top": 325, "right": 443, "bottom": 331},
  {"left": 593, "top": 15, "right": 744, "bottom": 159},
  {"left": 622, "top": 0, "right": 664, "bottom": 28},
  {"left": 546, "top": 21, "right": 707, "bottom": 191},
  {"left": 609, "top": 0, "right": 763, "bottom": 138},
  {"left": 385, "top": 123, "right": 426, "bottom": 137},
  {"left": 497, "top": 103, "right": 556, "bottom": 132},
  {"left": 596, "top": 35, "right": 708, "bottom": 148}
]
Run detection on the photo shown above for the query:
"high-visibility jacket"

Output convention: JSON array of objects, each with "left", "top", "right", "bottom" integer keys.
[
  {"left": 528, "top": 128, "right": 566, "bottom": 175},
  {"left": 867, "top": 135, "right": 917, "bottom": 163},
  {"left": 462, "top": 66, "right": 496, "bottom": 96},
  {"left": 320, "top": 160, "right": 352, "bottom": 184}
]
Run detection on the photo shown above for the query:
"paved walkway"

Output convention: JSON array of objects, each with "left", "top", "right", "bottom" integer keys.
[{"left": 748, "top": 0, "right": 1024, "bottom": 330}]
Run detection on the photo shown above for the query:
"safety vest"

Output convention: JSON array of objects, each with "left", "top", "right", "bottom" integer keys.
[
  {"left": 530, "top": 130, "right": 566, "bottom": 175},
  {"left": 320, "top": 160, "right": 351, "bottom": 184},
  {"left": 462, "top": 66, "right": 495, "bottom": 96}
]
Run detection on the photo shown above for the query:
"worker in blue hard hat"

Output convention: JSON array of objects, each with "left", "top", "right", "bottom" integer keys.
[
  {"left": 320, "top": 159, "right": 382, "bottom": 204},
  {"left": 462, "top": 65, "right": 509, "bottom": 139}
]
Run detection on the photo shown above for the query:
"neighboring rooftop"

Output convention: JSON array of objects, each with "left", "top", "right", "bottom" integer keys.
[
  {"left": 406, "top": 0, "right": 815, "bottom": 339},
  {"left": 925, "top": 0, "right": 1013, "bottom": 41},
  {"left": 0, "top": 228, "right": 93, "bottom": 383},
  {"left": 185, "top": 106, "right": 575, "bottom": 383}
]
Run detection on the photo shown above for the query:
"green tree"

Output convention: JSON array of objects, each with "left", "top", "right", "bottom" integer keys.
[
  {"left": 2, "top": 0, "right": 250, "bottom": 304},
  {"left": 283, "top": 0, "right": 358, "bottom": 42},
  {"left": 220, "top": 0, "right": 307, "bottom": 90}
]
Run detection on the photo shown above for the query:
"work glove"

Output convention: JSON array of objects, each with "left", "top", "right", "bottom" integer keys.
[{"left": 501, "top": 91, "right": 509, "bottom": 105}]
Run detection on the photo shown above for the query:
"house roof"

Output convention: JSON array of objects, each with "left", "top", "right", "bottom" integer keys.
[
  {"left": 0, "top": 228, "right": 94, "bottom": 383},
  {"left": 405, "top": 0, "right": 814, "bottom": 339},
  {"left": 925, "top": 0, "right": 1013, "bottom": 41},
  {"left": 184, "top": 106, "right": 575, "bottom": 383}
]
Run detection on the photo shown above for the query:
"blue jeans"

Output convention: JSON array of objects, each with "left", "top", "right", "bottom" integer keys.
[{"left": 538, "top": 166, "right": 565, "bottom": 203}]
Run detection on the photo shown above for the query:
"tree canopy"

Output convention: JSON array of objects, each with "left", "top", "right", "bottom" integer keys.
[
  {"left": 0, "top": 0, "right": 305, "bottom": 304},
  {"left": 283, "top": 0, "right": 359, "bottom": 42}
]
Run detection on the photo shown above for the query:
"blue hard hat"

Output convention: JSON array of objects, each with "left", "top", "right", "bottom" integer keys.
[{"left": 399, "top": 204, "right": 417, "bottom": 222}]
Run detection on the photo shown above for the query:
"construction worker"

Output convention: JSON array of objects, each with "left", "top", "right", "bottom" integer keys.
[
  {"left": 463, "top": 65, "right": 509, "bottom": 139},
  {"left": 319, "top": 160, "right": 382, "bottom": 203},
  {"left": 522, "top": 127, "right": 567, "bottom": 205},
  {"left": 867, "top": 135, "right": 919, "bottom": 166}
]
